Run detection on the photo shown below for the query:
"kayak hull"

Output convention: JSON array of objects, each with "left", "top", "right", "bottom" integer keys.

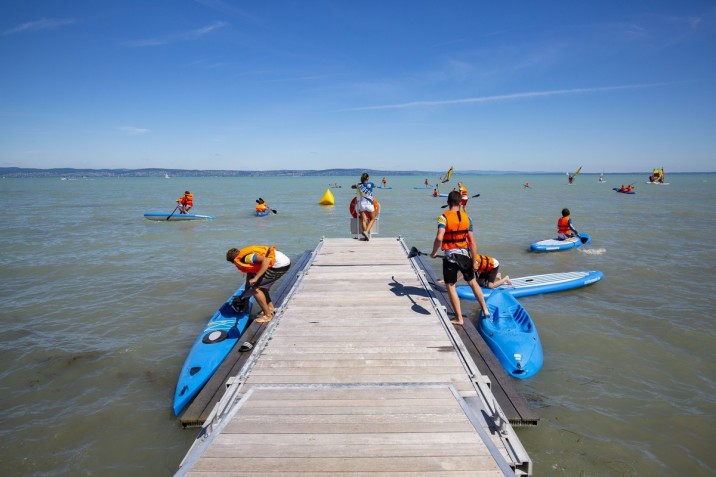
[
  {"left": 479, "top": 290, "right": 543, "bottom": 379},
  {"left": 173, "top": 287, "right": 253, "bottom": 415},
  {"left": 613, "top": 188, "right": 635, "bottom": 194},
  {"left": 530, "top": 232, "right": 590, "bottom": 252},
  {"left": 144, "top": 212, "right": 215, "bottom": 221},
  {"left": 256, "top": 209, "right": 270, "bottom": 217}
]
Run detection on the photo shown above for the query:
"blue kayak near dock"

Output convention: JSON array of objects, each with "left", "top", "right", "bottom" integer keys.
[
  {"left": 479, "top": 290, "right": 543, "bottom": 379},
  {"left": 173, "top": 286, "right": 253, "bottom": 416}
]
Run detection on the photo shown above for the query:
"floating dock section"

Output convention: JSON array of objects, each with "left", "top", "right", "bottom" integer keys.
[{"left": 176, "top": 237, "right": 533, "bottom": 476}]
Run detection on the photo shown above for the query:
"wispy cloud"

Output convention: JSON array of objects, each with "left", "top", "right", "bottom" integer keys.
[
  {"left": 344, "top": 84, "right": 665, "bottom": 111},
  {"left": 118, "top": 126, "right": 151, "bottom": 135},
  {"left": 3, "top": 17, "right": 75, "bottom": 36},
  {"left": 122, "top": 21, "right": 227, "bottom": 47}
]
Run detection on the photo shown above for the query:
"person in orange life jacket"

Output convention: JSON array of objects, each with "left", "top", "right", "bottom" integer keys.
[
  {"left": 557, "top": 208, "right": 579, "bottom": 240},
  {"left": 431, "top": 190, "right": 490, "bottom": 326},
  {"left": 457, "top": 182, "right": 469, "bottom": 211},
  {"left": 226, "top": 245, "right": 291, "bottom": 324},
  {"left": 351, "top": 172, "right": 377, "bottom": 241},
  {"left": 627, "top": 184, "right": 634, "bottom": 192},
  {"left": 255, "top": 198, "right": 268, "bottom": 214},
  {"left": 433, "top": 186, "right": 439, "bottom": 197},
  {"left": 474, "top": 254, "right": 513, "bottom": 289},
  {"left": 177, "top": 191, "right": 193, "bottom": 214}
]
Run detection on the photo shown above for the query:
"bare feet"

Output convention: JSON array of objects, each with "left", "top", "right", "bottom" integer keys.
[
  {"left": 450, "top": 319, "right": 464, "bottom": 326},
  {"left": 361, "top": 232, "right": 369, "bottom": 241}
]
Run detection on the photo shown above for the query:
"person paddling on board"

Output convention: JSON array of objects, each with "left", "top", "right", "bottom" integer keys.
[
  {"left": 433, "top": 186, "right": 439, "bottom": 197},
  {"left": 177, "top": 191, "right": 193, "bottom": 214},
  {"left": 226, "top": 245, "right": 291, "bottom": 324},
  {"left": 557, "top": 208, "right": 580, "bottom": 240},
  {"left": 351, "top": 172, "right": 377, "bottom": 241},
  {"left": 431, "top": 190, "right": 490, "bottom": 326},
  {"left": 382, "top": 177, "right": 387, "bottom": 188}
]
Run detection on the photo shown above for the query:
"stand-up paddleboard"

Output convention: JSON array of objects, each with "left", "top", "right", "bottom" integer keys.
[
  {"left": 437, "top": 193, "right": 448, "bottom": 197},
  {"left": 173, "top": 286, "right": 253, "bottom": 415},
  {"left": 613, "top": 188, "right": 635, "bottom": 194},
  {"left": 479, "top": 290, "right": 543, "bottom": 379},
  {"left": 530, "top": 232, "right": 590, "bottom": 252},
  {"left": 456, "top": 270, "right": 604, "bottom": 300},
  {"left": 376, "top": 186, "right": 393, "bottom": 189},
  {"left": 144, "top": 212, "right": 215, "bottom": 221},
  {"left": 645, "top": 181, "right": 669, "bottom": 185}
]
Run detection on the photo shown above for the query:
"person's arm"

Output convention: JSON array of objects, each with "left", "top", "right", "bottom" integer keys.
[
  {"left": 248, "top": 254, "right": 272, "bottom": 286},
  {"left": 569, "top": 219, "right": 579, "bottom": 236},
  {"left": 431, "top": 228, "right": 444, "bottom": 257}
]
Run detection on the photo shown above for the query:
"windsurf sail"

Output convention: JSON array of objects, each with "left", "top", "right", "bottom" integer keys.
[
  {"left": 573, "top": 165, "right": 582, "bottom": 177},
  {"left": 440, "top": 166, "right": 453, "bottom": 183}
]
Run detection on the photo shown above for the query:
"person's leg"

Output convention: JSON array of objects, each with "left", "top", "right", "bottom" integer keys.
[{"left": 364, "top": 210, "right": 376, "bottom": 234}]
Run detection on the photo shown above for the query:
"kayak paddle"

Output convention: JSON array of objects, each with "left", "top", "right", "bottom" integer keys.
[{"left": 440, "top": 194, "right": 480, "bottom": 208}]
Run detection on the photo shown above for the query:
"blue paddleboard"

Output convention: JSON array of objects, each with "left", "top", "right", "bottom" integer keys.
[
  {"left": 144, "top": 212, "right": 215, "bottom": 221},
  {"left": 456, "top": 270, "right": 603, "bottom": 301},
  {"left": 530, "top": 232, "right": 590, "bottom": 252}
]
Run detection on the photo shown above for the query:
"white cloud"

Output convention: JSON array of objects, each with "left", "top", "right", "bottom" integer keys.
[
  {"left": 118, "top": 126, "right": 151, "bottom": 135},
  {"left": 122, "top": 21, "right": 227, "bottom": 47},
  {"left": 3, "top": 18, "right": 75, "bottom": 36}
]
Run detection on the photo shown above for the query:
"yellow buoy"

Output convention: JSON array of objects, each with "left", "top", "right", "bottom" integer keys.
[{"left": 318, "top": 188, "right": 335, "bottom": 205}]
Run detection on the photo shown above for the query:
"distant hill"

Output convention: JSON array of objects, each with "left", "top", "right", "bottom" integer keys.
[{"left": 0, "top": 167, "right": 558, "bottom": 178}]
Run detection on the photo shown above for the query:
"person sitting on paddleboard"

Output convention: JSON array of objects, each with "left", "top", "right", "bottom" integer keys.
[
  {"left": 557, "top": 208, "right": 579, "bottom": 240},
  {"left": 351, "top": 172, "right": 377, "bottom": 241},
  {"left": 177, "top": 191, "right": 193, "bottom": 214},
  {"left": 226, "top": 245, "right": 291, "bottom": 324}
]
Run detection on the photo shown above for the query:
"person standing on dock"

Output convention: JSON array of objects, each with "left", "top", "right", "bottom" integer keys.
[
  {"left": 351, "top": 172, "right": 377, "bottom": 241},
  {"left": 431, "top": 190, "right": 490, "bottom": 326},
  {"left": 226, "top": 245, "right": 291, "bottom": 324}
]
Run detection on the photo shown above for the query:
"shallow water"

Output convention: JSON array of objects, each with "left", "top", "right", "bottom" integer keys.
[{"left": 1, "top": 173, "right": 714, "bottom": 476}]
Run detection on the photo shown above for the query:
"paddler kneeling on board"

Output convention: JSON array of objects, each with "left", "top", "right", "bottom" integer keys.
[
  {"left": 226, "top": 245, "right": 291, "bottom": 324},
  {"left": 557, "top": 208, "right": 579, "bottom": 240},
  {"left": 177, "top": 191, "right": 193, "bottom": 214}
]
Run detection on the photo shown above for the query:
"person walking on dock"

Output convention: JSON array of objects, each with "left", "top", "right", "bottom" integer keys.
[
  {"left": 226, "top": 245, "right": 291, "bottom": 323},
  {"left": 431, "top": 191, "right": 490, "bottom": 325}
]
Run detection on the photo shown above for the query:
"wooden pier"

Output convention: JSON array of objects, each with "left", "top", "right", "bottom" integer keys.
[{"left": 175, "top": 237, "right": 533, "bottom": 476}]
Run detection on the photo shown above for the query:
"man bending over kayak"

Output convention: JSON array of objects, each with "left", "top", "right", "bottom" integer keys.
[{"left": 226, "top": 245, "right": 291, "bottom": 324}]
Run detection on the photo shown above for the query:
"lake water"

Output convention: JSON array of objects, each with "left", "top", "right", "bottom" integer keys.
[{"left": 1, "top": 173, "right": 714, "bottom": 476}]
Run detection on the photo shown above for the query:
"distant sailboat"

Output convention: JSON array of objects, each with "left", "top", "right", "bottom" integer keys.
[
  {"left": 598, "top": 171, "right": 606, "bottom": 183},
  {"left": 164, "top": 173, "right": 170, "bottom": 179}
]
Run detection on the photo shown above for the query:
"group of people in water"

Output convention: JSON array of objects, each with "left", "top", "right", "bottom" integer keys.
[
  {"left": 618, "top": 184, "right": 635, "bottom": 193},
  {"left": 649, "top": 167, "right": 665, "bottom": 183}
]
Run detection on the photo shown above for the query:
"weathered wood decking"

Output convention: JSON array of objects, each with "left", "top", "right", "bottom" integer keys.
[{"left": 176, "top": 237, "right": 532, "bottom": 476}]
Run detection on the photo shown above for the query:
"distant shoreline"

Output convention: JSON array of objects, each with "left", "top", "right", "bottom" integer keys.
[{"left": 1, "top": 167, "right": 712, "bottom": 179}]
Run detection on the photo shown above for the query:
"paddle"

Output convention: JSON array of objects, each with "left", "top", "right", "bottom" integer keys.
[
  {"left": 257, "top": 198, "right": 278, "bottom": 215},
  {"left": 440, "top": 194, "right": 480, "bottom": 208},
  {"left": 408, "top": 246, "right": 443, "bottom": 259},
  {"left": 166, "top": 204, "right": 180, "bottom": 221}
]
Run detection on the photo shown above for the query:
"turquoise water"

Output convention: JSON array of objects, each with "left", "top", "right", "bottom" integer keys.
[{"left": 1, "top": 174, "right": 714, "bottom": 476}]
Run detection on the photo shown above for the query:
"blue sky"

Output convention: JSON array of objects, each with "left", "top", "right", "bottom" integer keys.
[{"left": 1, "top": 1, "right": 714, "bottom": 172}]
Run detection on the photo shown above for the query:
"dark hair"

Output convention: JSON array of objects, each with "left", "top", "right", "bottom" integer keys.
[
  {"left": 447, "top": 190, "right": 462, "bottom": 207},
  {"left": 360, "top": 173, "right": 369, "bottom": 182},
  {"left": 226, "top": 248, "right": 240, "bottom": 262},
  {"left": 185, "top": 191, "right": 191, "bottom": 194},
  {"left": 562, "top": 208, "right": 570, "bottom": 217}
]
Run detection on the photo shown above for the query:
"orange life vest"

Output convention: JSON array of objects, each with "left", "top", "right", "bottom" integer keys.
[
  {"left": 474, "top": 254, "right": 496, "bottom": 273},
  {"left": 459, "top": 185, "right": 468, "bottom": 199},
  {"left": 179, "top": 193, "right": 193, "bottom": 206},
  {"left": 441, "top": 210, "right": 471, "bottom": 251},
  {"left": 256, "top": 203, "right": 267, "bottom": 212},
  {"left": 557, "top": 216, "right": 571, "bottom": 234},
  {"left": 232, "top": 245, "right": 276, "bottom": 274}
]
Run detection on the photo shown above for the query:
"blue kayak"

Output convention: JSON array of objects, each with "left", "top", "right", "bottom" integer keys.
[
  {"left": 456, "top": 270, "right": 604, "bottom": 301},
  {"left": 479, "top": 290, "right": 543, "bottom": 379},
  {"left": 613, "top": 188, "right": 636, "bottom": 194},
  {"left": 530, "top": 232, "right": 590, "bottom": 252},
  {"left": 256, "top": 209, "right": 270, "bottom": 217},
  {"left": 173, "top": 286, "right": 253, "bottom": 415},
  {"left": 144, "top": 212, "right": 215, "bottom": 221}
]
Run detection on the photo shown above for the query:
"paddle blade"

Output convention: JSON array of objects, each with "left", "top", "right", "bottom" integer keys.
[{"left": 408, "top": 247, "right": 420, "bottom": 258}]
